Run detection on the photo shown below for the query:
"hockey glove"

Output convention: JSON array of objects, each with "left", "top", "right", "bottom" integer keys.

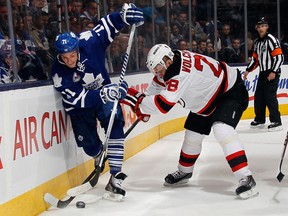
[
  {"left": 120, "top": 3, "right": 144, "bottom": 27},
  {"left": 100, "top": 81, "right": 128, "bottom": 104},
  {"left": 121, "top": 88, "right": 150, "bottom": 122}
]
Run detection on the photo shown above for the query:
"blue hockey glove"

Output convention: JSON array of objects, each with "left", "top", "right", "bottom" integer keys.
[
  {"left": 100, "top": 81, "right": 128, "bottom": 104},
  {"left": 100, "top": 83, "right": 118, "bottom": 104},
  {"left": 120, "top": 3, "right": 144, "bottom": 27}
]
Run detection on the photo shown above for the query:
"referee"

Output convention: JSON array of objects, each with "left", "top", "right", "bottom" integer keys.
[{"left": 243, "top": 17, "right": 284, "bottom": 131}]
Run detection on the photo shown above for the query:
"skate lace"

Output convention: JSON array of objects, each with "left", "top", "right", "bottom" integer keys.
[
  {"left": 171, "top": 170, "right": 186, "bottom": 179},
  {"left": 238, "top": 176, "right": 250, "bottom": 186},
  {"left": 113, "top": 177, "right": 123, "bottom": 188}
]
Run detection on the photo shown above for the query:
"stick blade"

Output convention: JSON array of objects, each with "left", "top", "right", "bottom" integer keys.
[
  {"left": 67, "top": 181, "right": 93, "bottom": 196},
  {"left": 44, "top": 193, "right": 59, "bottom": 207},
  {"left": 67, "top": 168, "right": 101, "bottom": 196},
  {"left": 44, "top": 193, "right": 75, "bottom": 208},
  {"left": 277, "top": 172, "right": 285, "bottom": 182}
]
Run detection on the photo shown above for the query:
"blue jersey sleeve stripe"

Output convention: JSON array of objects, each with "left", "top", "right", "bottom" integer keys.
[
  {"left": 107, "top": 14, "right": 119, "bottom": 34},
  {"left": 62, "top": 88, "right": 86, "bottom": 105},
  {"left": 81, "top": 91, "right": 89, "bottom": 107},
  {"left": 101, "top": 17, "right": 113, "bottom": 43}
]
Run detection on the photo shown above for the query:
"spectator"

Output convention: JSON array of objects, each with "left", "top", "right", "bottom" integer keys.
[
  {"left": 241, "top": 38, "right": 254, "bottom": 63},
  {"left": 197, "top": 39, "right": 208, "bottom": 55},
  {"left": 31, "top": 12, "right": 53, "bottom": 74},
  {"left": 177, "top": 39, "right": 188, "bottom": 51},
  {"left": 80, "top": 0, "right": 99, "bottom": 24},
  {"left": 206, "top": 41, "right": 215, "bottom": 58},
  {"left": 31, "top": 12, "right": 50, "bottom": 51},
  {"left": 174, "top": 11, "right": 189, "bottom": 38},
  {"left": 191, "top": 39, "right": 198, "bottom": 52},
  {"left": 156, "top": 24, "right": 169, "bottom": 44},
  {"left": 139, "top": 21, "right": 154, "bottom": 54},
  {"left": 69, "top": 0, "right": 83, "bottom": 18},
  {"left": 22, "top": 12, "right": 38, "bottom": 52},
  {"left": 29, "top": 0, "right": 46, "bottom": 14},
  {"left": 0, "top": 3, "right": 9, "bottom": 37},
  {"left": 191, "top": 14, "right": 207, "bottom": 41},
  {"left": 220, "top": 23, "right": 232, "bottom": 48},
  {"left": 220, "top": 38, "right": 242, "bottom": 63},
  {"left": 170, "top": 23, "right": 183, "bottom": 49},
  {"left": 109, "top": 36, "right": 122, "bottom": 72},
  {"left": 0, "top": 39, "right": 47, "bottom": 82},
  {"left": 137, "top": 34, "right": 149, "bottom": 69},
  {"left": 82, "top": 21, "right": 95, "bottom": 32},
  {"left": 173, "top": 0, "right": 196, "bottom": 17},
  {"left": 208, "top": 30, "right": 221, "bottom": 52},
  {"left": 0, "top": 39, "right": 13, "bottom": 83},
  {"left": 71, "top": 16, "right": 82, "bottom": 34}
]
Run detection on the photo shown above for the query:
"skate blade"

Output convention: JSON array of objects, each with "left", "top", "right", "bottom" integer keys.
[
  {"left": 268, "top": 126, "right": 283, "bottom": 132},
  {"left": 237, "top": 189, "right": 259, "bottom": 200},
  {"left": 103, "top": 191, "right": 124, "bottom": 202},
  {"left": 250, "top": 124, "right": 265, "bottom": 129},
  {"left": 163, "top": 179, "right": 189, "bottom": 187}
]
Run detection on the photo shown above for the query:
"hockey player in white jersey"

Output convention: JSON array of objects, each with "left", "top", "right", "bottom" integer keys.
[
  {"left": 51, "top": 3, "right": 144, "bottom": 201},
  {"left": 122, "top": 44, "right": 258, "bottom": 199}
]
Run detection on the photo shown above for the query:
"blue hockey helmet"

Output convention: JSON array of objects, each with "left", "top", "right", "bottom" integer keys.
[{"left": 54, "top": 32, "right": 79, "bottom": 54}]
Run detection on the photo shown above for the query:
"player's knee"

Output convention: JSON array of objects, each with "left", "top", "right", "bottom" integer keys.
[
  {"left": 212, "top": 121, "right": 238, "bottom": 146},
  {"left": 184, "top": 130, "right": 205, "bottom": 146}
]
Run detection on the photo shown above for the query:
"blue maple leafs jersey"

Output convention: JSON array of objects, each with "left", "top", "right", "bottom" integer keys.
[{"left": 51, "top": 12, "right": 125, "bottom": 114}]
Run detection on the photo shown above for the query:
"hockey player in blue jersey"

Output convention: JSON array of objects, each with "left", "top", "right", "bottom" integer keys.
[{"left": 51, "top": 3, "right": 144, "bottom": 201}]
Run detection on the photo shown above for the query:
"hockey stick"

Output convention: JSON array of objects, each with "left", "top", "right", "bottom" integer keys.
[
  {"left": 44, "top": 169, "right": 96, "bottom": 208},
  {"left": 44, "top": 117, "right": 140, "bottom": 208},
  {"left": 277, "top": 130, "right": 288, "bottom": 182},
  {"left": 124, "top": 118, "right": 140, "bottom": 138},
  {"left": 66, "top": 24, "right": 136, "bottom": 197}
]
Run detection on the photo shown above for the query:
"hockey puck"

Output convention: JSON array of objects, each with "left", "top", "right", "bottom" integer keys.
[{"left": 76, "top": 201, "right": 86, "bottom": 208}]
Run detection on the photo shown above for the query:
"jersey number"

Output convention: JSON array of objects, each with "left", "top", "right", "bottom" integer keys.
[
  {"left": 166, "top": 55, "right": 222, "bottom": 91},
  {"left": 194, "top": 54, "right": 222, "bottom": 77},
  {"left": 166, "top": 79, "right": 179, "bottom": 92}
]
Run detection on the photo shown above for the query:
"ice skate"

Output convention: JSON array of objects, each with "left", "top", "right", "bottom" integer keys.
[
  {"left": 235, "top": 175, "right": 258, "bottom": 199},
  {"left": 268, "top": 122, "right": 283, "bottom": 132},
  {"left": 103, "top": 172, "right": 127, "bottom": 201},
  {"left": 164, "top": 170, "right": 192, "bottom": 186},
  {"left": 250, "top": 121, "right": 265, "bottom": 129}
]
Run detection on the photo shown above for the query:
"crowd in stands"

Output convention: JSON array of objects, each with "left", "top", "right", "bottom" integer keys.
[{"left": 0, "top": 0, "right": 287, "bottom": 84}]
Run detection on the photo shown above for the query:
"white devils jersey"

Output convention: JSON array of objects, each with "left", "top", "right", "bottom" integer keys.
[{"left": 141, "top": 50, "right": 238, "bottom": 116}]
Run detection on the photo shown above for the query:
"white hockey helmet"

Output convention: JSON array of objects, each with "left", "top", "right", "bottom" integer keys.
[{"left": 146, "top": 44, "right": 174, "bottom": 75}]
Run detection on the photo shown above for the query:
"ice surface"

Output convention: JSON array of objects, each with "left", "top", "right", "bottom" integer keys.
[{"left": 40, "top": 117, "right": 288, "bottom": 216}]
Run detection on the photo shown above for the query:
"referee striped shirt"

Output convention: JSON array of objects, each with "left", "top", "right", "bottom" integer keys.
[{"left": 246, "top": 33, "right": 284, "bottom": 74}]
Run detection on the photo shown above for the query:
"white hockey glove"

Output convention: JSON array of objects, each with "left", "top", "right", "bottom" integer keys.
[
  {"left": 100, "top": 81, "right": 128, "bottom": 104},
  {"left": 120, "top": 3, "right": 144, "bottom": 27}
]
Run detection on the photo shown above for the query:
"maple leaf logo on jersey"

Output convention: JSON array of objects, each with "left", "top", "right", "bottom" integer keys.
[
  {"left": 79, "top": 31, "right": 93, "bottom": 41},
  {"left": 52, "top": 73, "right": 62, "bottom": 88},
  {"left": 82, "top": 73, "right": 104, "bottom": 90}
]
